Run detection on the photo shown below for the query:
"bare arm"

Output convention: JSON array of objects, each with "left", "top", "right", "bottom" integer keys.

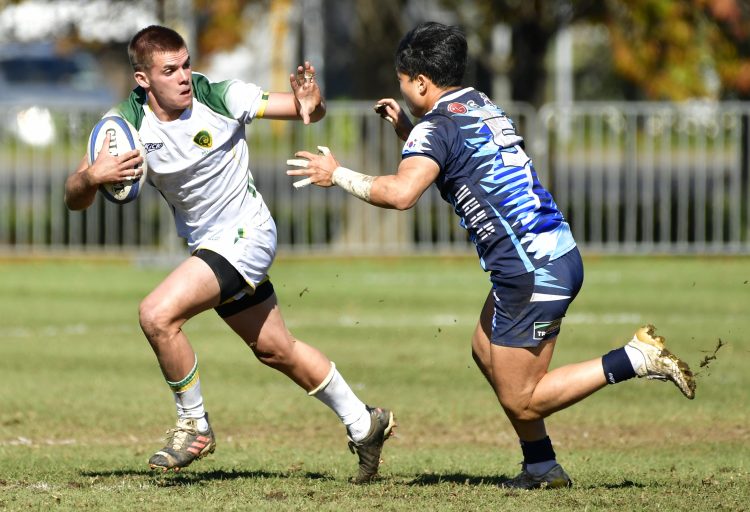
[
  {"left": 64, "top": 133, "right": 144, "bottom": 210},
  {"left": 261, "top": 61, "right": 326, "bottom": 124},
  {"left": 287, "top": 149, "right": 439, "bottom": 210}
]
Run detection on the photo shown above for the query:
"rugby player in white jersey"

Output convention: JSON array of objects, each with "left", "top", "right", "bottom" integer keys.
[
  {"left": 64, "top": 25, "right": 393, "bottom": 483},
  {"left": 288, "top": 22, "right": 696, "bottom": 489}
]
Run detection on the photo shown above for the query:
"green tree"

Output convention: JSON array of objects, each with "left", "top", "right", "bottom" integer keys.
[{"left": 440, "top": 0, "right": 606, "bottom": 106}]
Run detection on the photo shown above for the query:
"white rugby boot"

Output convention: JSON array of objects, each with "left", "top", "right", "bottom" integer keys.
[{"left": 627, "top": 324, "right": 696, "bottom": 399}]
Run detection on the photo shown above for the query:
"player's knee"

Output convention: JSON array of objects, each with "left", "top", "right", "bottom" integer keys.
[
  {"left": 251, "top": 334, "right": 295, "bottom": 367},
  {"left": 499, "top": 396, "right": 542, "bottom": 422},
  {"left": 253, "top": 348, "right": 289, "bottom": 368},
  {"left": 139, "top": 297, "right": 176, "bottom": 339}
]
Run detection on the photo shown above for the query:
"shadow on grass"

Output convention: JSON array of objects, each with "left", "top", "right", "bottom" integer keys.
[
  {"left": 406, "top": 474, "right": 649, "bottom": 490},
  {"left": 406, "top": 473, "right": 512, "bottom": 486},
  {"left": 80, "top": 468, "right": 334, "bottom": 486},
  {"left": 596, "top": 479, "right": 647, "bottom": 489},
  {"left": 80, "top": 469, "right": 649, "bottom": 489}
]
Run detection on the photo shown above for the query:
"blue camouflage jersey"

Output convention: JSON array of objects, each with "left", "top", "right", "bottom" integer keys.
[{"left": 402, "top": 87, "right": 576, "bottom": 277}]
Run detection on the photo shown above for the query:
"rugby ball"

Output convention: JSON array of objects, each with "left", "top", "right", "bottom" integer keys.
[{"left": 87, "top": 116, "right": 148, "bottom": 204}]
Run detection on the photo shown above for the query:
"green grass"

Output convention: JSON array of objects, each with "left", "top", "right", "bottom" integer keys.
[{"left": 0, "top": 255, "right": 748, "bottom": 511}]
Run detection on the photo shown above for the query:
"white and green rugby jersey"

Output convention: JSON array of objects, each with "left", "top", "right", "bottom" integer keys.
[{"left": 110, "top": 73, "right": 271, "bottom": 253}]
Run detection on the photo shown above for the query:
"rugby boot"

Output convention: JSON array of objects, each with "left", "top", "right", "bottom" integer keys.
[
  {"left": 627, "top": 324, "right": 696, "bottom": 399},
  {"left": 501, "top": 463, "right": 572, "bottom": 490},
  {"left": 347, "top": 406, "right": 395, "bottom": 484},
  {"left": 148, "top": 415, "right": 216, "bottom": 472}
]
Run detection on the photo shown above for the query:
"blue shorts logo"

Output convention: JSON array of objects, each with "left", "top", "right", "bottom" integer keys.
[{"left": 533, "top": 319, "right": 562, "bottom": 340}]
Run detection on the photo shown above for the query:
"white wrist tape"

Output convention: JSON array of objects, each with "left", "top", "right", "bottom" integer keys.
[{"left": 331, "top": 166, "right": 374, "bottom": 202}]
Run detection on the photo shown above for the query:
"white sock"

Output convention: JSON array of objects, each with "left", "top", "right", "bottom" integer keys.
[
  {"left": 174, "top": 382, "right": 209, "bottom": 431},
  {"left": 168, "top": 357, "right": 209, "bottom": 432},
  {"left": 309, "top": 363, "right": 371, "bottom": 442},
  {"left": 624, "top": 344, "right": 646, "bottom": 374},
  {"left": 526, "top": 459, "right": 558, "bottom": 476}
]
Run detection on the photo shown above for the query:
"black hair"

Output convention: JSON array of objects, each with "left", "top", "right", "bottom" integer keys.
[{"left": 395, "top": 22, "right": 467, "bottom": 87}]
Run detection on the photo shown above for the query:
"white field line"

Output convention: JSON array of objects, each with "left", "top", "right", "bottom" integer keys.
[
  {"left": 1, "top": 437, "right": 76, "bottom": 446},
  {"left": 288, "top": 312, "right": 645, "bottom": 328},
  {"left": 4, "top": 324, "right": 138, "bottom": 338},
  {"left": 0, "top": 436, "right": 160, "bottom": 447},
  {"left": 3, "top": 312, "right": 650, "bottom": 340}
]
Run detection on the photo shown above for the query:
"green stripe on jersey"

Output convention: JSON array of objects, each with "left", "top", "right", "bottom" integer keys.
[
  {"left": 191, "top": 73, "right": 234, "bottom": 118},
  {"left": 114, "top": 87, "right": 147, "bottom": 129},
  {"left": 115, "top": 73, "right": 235, "bottom": 127}
]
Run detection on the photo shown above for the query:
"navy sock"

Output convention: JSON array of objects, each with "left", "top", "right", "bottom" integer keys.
[
  {"left": 520, "top": 436, "right": 556, "bottom": 464},
  {"left": 602, "top": 347, "right": 636, "bottom": 384}
]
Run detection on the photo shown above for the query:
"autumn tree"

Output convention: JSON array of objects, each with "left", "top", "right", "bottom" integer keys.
[{"left": 605, "top": 0, "right": 750, "bottom": 100}]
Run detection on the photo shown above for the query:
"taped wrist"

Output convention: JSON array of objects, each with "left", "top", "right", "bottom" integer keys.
[{"left": 331, "top": 166, "right": 374, "bottom": 202}]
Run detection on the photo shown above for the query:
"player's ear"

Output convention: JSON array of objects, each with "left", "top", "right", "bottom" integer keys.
[
  {"left": 134, "top": 70, "right": 149, "bottom": 89},
  {"left": 417, "top": 74, "right": 428, "bottom": 94}
]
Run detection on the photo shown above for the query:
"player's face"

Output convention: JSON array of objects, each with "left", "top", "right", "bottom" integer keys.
[
  {"left": 138, "top": 47, "right": 193, "bottom": 120},
  {"left": 397, "top": 71, "right": 426, "bottom": 117}
]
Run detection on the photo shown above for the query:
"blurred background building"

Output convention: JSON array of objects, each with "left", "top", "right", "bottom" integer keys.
[{"left": 1, "top": 0, "right": 749, "bottom": 257}]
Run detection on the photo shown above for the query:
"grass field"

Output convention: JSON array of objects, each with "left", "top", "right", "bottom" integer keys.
[{"left": 0, "top": 254, "right": 748, "bottom": 511}]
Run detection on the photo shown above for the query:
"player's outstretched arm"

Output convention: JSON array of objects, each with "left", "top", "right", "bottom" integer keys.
[
  {"left": 263, "top": 61, "right": 326, "bottom": 124},
  {"left": 373, "top": 98, "right": 413, "bottom": 141},
  {"left": 287, "top": 148, "right": 438, "bottom": 210},
  {"left": 64, "top": 134, "right": 143, "bottom": 210}
]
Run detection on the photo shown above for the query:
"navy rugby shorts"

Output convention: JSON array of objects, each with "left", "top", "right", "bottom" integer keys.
[{"left": 489, "top": 247, "right": 584, "bottom": 348}]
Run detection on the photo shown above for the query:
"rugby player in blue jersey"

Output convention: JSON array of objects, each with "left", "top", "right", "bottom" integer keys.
[{"left": 288, "top": 21, "right": 696, "bottom": 489}]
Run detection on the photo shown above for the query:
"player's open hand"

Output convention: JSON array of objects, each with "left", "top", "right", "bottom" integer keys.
[
  {"left": 87, "top": 133, "right": 144, "bottom": 186},
  {"left": 290, "top": 61, "right": 323, "bottom": 124},
  {"left": 374, "top": 98, "right": 413, "bottom": 141},
  {"left": 286, "top": 146, "right": 340, "bottom": 188}
]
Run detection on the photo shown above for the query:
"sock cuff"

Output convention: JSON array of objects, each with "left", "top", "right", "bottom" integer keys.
[
  {"left": 167, "top": 355, "right": 199, "bottom": 393},
  {"left": 520, "top": 436, "right": 556, "bottom": 464},
  {"left": 602, "top": 347, "right": 637, "bottom": 384},
  {"left": 307, "top": 361, "right": 336, "bottom": 396}
]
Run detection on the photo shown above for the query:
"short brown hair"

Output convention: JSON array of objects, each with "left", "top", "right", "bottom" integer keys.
[{"left": 128, "top": 25, "right": 187, "bottom": 72}]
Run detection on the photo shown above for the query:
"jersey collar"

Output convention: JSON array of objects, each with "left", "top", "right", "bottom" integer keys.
[{"left": 427, "top": 87, "right": 474, "bottom": 115}]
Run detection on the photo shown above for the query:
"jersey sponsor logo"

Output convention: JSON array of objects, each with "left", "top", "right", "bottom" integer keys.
[
  {"left": 193, "top": 130, "right": 213, "bottom": 149},
  {"left": 533, "top": 319, "right": 562, "bottom": 340},
  {"left": 143, "top": 142, "right": 164, "bottom": 153},
  {"left": 447, "top": 102, "right": 467, "bottom": 114}
]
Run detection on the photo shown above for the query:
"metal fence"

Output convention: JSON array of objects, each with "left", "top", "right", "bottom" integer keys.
[
  {"left": 0, "top": 100, "right": 748, "bottom": 257},
  {"left": 536, "top": 102, "right": 750, "bottom": 254}
]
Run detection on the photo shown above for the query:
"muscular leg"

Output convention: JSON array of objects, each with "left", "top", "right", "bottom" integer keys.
[
  {"left": 141, "top": 256, "right": 221, "bottom": 471},
  {"left": 490, "top": 339, "right": 606, "bottom": 440},
  {"left": 471, "top": 292, "right": 494, "bottom": 387},
  {"left": 139, "top": 256, "right": 221, "bottom": 381},
  {"left": 224, "top": 292, "right": 382, "bottom": 454},
  {"left": 222, "top": 291, "right": 331, "bottom": 391},
  {"left": 471, "top": 292, "right": 549, "bottom": 440},
  {"left": 472, "top": 290, "right": 607, "bottom": 441}
]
